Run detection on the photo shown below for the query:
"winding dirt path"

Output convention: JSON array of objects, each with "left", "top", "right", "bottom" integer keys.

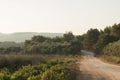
[{"left": 77, "top": 50, "right": 120, "bottom": 80}]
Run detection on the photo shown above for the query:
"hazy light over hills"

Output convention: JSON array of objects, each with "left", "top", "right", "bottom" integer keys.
[{"left": 0, "top": 32, "right": 63, "bottom": 42}]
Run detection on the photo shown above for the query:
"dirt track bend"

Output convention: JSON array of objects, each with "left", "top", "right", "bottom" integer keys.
[{"left": 77, "top": 50, "right": 120, "bottom": 80}]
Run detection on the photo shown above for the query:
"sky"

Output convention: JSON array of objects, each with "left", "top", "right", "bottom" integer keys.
[{"left": 0, "top": 0, "right": 120, "bottom": 35}]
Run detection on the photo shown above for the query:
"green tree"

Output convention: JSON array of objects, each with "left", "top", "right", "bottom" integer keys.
[
  {"left": 63, "top": 32, "right": 74, "bottom": 42},
  {"left": 83, "top": 29, "right": 100, "bottom": 51},
  {"left": 111, "top": 24, "right": 120, "bottom": 38},
  {"left": 94, "top": 34, "right": 118, "bottom": 55},
  {"left": 104, "top": 26, "right": 111, "bottom": 34}
]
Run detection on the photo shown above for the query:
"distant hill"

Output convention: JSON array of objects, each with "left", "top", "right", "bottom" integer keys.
[{"left": 0, "top": 32, "right": 63, "bottom": 42}]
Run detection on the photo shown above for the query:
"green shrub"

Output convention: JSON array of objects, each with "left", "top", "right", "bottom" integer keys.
[
  {"left": 103, "top": 40, "right": 120, "bottom": 56},
  {"left": 11, "top": 65, "right": 42, "bottom": 80},
  {"left": 0, "top": 68, "right": 10, "bottom": 80},
  {"left": 0, "top": 55, "right": 77, "bottom": 80},
  {"left": 27, "top": 75, "right": 41, "bottom": 80}
]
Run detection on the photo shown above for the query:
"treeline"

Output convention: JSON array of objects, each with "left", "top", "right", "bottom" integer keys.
[
  {"left": 0, "top": 32, "right": 82, "bottom": 54},
  {"left": 24, "top": 32, "right": 82, "bottom": 54},
  {"left": 82, "top": 23, "right": 120, "bottom": 57},
  {"left": 1, "top": 23, "right": 120, "bottom": 57}
]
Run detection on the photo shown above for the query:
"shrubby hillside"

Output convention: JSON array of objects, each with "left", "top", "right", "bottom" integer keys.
[
  {"left": 0, "top": 32, "right": 63, "bottom": 42},
  {"left": 0, "top": 32, "right": 82, "bottom": 54}
]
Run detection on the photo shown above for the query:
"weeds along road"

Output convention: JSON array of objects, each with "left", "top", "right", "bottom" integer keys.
[{"left": 77, "top": 50, "right": 120, "bottom": 80}]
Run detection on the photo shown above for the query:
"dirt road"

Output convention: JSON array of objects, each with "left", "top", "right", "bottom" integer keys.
[{"left": 77, "top": 50, "right": 120, "bottom": 80}]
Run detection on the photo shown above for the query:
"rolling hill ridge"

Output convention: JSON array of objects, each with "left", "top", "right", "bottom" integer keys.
[{"left": 0, "top": 32, "right": 63, "bottom": 42}]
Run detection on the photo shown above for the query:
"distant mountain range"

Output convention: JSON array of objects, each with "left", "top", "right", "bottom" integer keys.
[{"left": 0, "top": 32, "right": 63, "bottom": 42}]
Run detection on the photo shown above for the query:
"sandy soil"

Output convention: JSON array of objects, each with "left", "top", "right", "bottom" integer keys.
[{"left": 77, "top": 50, "right": 120, "bottom": 80}]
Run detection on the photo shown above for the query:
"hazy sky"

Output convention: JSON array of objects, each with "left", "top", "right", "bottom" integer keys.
[{"left": 0, "top": 0, "right": 120, "bottom": 34}]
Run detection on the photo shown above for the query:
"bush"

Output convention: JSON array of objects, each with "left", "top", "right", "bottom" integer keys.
[
  {"left": 0, "top": 55, "right": 77, "bottom": 80},
  {"left": 0, "top": 68, "right": 10, "bottom": 80},
  {"left": 103, "top": 40, "right": 120, "bottom": 56}
]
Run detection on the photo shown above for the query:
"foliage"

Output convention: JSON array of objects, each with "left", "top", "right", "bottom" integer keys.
[
  {"left": 0, "top": 54, "right": 48, "bottom": 72},
  {"left": 82, "top": 23, "right": 120, "bottom": 56},
  {"left": 0, "top": 55, "right": 77, "bottom": 80},
  {"left": 0, "top": 68, "right": 10, "bottom": 80},
  {"left": 63, "top": 32, "right": 75, "bottom": 42},
  {"left": 83, "top": 29, "right": 100, "bottom": 50},
  {"left": 111, "top": 24, "right": 120, "bottom": 38},
  {"left": 93, "top": 34, "right": 118, "bottom": 55},
  {"left": 25, "top": 32, "right": 82, "bottom": 54},
  {"left": 103, "top": 40, "right": 120, "bottom": 57}
]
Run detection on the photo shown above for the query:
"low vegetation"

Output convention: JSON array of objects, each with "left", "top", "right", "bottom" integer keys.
[
  {"left": 101, "top": 40, "right": 120, "bottom": 64},
  {"left": 103, "top": 40, "right": 120, "bottom": 57},
  {"left": 0, "top": 54, "right": 77, "bottom": 80}
]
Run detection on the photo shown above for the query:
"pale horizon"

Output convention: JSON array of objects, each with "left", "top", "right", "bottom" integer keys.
[{"left": 0, "top": 0, "right": 120, "bottom": 35}]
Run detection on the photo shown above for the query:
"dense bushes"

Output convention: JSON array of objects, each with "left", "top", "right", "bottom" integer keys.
[
  {"left": 0, "top": 68, "right": 10, "bottom": 80},
  {"left": 0, "top": 55, "right": 77, "bottom": 80},
  {"left": 93, "top": 34, "right": 118, "bottom": 54},
  {"left": 103, "top": 40, "right": 120, "bottom": 57},
  {"left": 0, "top": 54, "right": 61, "bottom": 72},
  {"left": 0, "top": 55, "right": 51, "bottom": 73},
  {"left": 10, "top": 64, "right": 76, "bottom": 80}
]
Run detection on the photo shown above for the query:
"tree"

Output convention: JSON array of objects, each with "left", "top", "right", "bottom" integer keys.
[
  {"left": 69, "top": 38, "right": 82, "bottom": 54},
  {"left": 111, "top": 24, "right": 120, "bottom": 38},
  {"left": 94, "top": 34, "right": 118, "bottom": 55},
  {"left": 32, "top": 36, "right": 49, "bottom": 42},
  {"left": 83, "top": 29, "right": 100, "bottom": 51},
  {"left": 63, "top": 32, "right": 74, "bottom": 42},
  {"left": 104, "top": 26, "right": 111, "bottom": 34}
]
